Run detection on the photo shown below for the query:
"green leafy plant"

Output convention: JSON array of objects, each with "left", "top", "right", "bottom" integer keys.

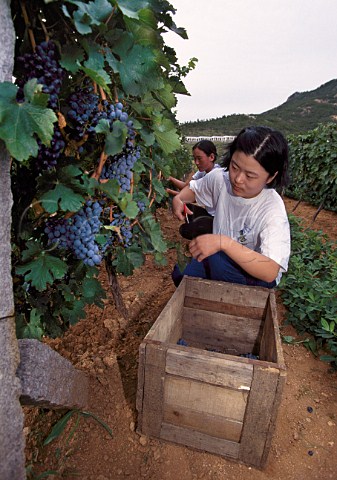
[
  {"left": 4, "top": 0, "right": 195, "bottom": 337},
  {"left": 286, "top": 123, "right": 337, "bottom": 213},
  {"left": 26, "top": 409, "right": 112, "bottom": 479},
  {"left": 278, "top": 214, "right": 337, "bottom": 368}
]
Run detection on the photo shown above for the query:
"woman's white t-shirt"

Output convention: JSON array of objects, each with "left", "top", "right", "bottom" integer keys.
[
  {"left": 191, "top": 164, "right": 221, "bottom": 215},
  {"left": 189, "top": 168, "right": 290, "bottom": 284}
]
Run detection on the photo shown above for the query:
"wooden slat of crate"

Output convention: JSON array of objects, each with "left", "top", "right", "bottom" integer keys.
[
  {"left": 164, "top": 376, "right": 248, "bottom": 422},
  {"left": 145, "top": 277, "right": 186, "bottom": 343},
  {"left": 160, "top": 423, "right": 240, "bottom": 459},
  {"left": 136, "top": 342, "right": 146, "bottom": 429},
  {"left": 163, "top": 404, "right": 243, "bottom": 442},
  {"left": 165, "top": 347, "right": 253, "bottom": 390},
  {"left": 239, "top": 365, "right": 284, "bottom": 467},
  {"left": 259, "top": 295, "right": 285, "bottom": 366},
  {"left": 184, "top": 296, "right": 266, "bottom": 320},
  {"left": 259, "top": 369, "right": 286, "bottom": 467},
  {"left": 137, "top": 342, "right": 167, "bottom": 437},
  {"left": 184, "top": 277, "right": 270, "bottom": 318},
  {"left": 182, "top": 307, "right": 263, "bottom": 355}
]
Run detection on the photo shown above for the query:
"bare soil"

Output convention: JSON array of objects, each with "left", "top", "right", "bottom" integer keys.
[{"left": 24, "top": 198, "right": 337, "bottom": 480}]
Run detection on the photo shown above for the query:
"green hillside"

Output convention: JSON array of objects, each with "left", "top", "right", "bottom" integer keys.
[{"left": 180, "top": 79, "right": 337, "bottom": 137}]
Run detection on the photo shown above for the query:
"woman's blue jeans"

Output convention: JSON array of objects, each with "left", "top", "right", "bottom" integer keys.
[{"left": 172, "top": 251, "right": 276, "bottom": 289}]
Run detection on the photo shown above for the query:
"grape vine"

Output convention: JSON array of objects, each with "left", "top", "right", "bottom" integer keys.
[{"left": 2, "top": 0, "right": 196, "bottom": 337}]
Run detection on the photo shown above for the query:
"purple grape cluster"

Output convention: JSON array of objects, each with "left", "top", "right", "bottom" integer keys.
[
  {"left": 45, "top": 200, "right": 103, "bottom": 267},
  {"left": 36, "top": 124, "right": 65, "bottom": 169},
  {"left": 101, "top": 148, "right": 140, "bottom": 192},
  {"left": 16, "top": 41, "right": 65, "bottom": 109},
  {"left": 108, "top": 212, "right": 133, "bottom": 247},
  {"left": 137, "top": 200, "right": 146, "bottom": 212},
  {"left": 67, "top": 86, "right": 100, "bottom": 139},
  {"left": 66, "top": 94, "right": 136, "bottom": 143}
]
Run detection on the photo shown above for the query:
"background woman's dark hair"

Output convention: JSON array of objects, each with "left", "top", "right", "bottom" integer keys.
[
  {"left": 221, "top": 126, "right": 289, "bottom": 188},
  {"left": 192, "top": 139, "right": 218, "bottom": 161}
]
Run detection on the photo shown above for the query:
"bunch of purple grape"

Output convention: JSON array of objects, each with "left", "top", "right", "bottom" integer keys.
[
  {"left": 67, "top": 86, "right": 100, "bottom": 139},
  {"left": 45, "top": 200, "right": 103, "bottom": 267},
  {"left": 36, "top": 124, "right": 65, "bottom": 169},
  {"left": 16, "top": 41, "right": 65, "bottom": 109},
  {"left": 108, "top": 212, "right": 133, "bottom": 248},
  {"left": 101, "top": 148, "right": 140, "bottom": 192}
]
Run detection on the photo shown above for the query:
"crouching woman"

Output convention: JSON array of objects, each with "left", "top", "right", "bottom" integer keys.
[{"left": 172, "top": 126, "right": 291, "bottom": 288}]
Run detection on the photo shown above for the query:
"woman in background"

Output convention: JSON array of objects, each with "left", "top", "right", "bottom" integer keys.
[{"left": 166, "top": 139, "right": 219, "bottom": 200}]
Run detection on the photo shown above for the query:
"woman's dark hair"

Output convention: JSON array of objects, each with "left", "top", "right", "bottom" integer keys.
[
  {"left": 222, "top": 126, "right": 289, "bottom": 188},
  {"left": 192, "top": 139, "right": 217, "bottom": 161}
]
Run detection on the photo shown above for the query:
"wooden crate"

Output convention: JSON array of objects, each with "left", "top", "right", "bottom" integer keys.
[{"left": 136, "top": 276, "right": 286, "bottom": 469}]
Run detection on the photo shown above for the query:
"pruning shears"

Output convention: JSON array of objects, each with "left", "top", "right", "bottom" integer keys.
[{"left": 183, "top": 203, "right": 189, "bottom": 223}]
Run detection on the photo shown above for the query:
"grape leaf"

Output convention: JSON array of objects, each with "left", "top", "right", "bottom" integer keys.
[
  {"left": 114, "top": 245, "right": 144, "bottom": 275},
  {"left": 104, "top": 120, "right": 128, "bottom": 156},
  {"left": 60, "top": 299, "right": 87, "bottom": 325},
  {"left": 108, "top": 38, "right": 162, "bottom": 96},
  {"left": 16, "top": 309, "right": 44, "bottom": 340},
  {"left": 0, "top": 80, "right": 57, "bottom": 161},
  {"left": 16, "top": 254, "right": 68, "bottom": 291},
  {"left": 40, "top": 184, "right": 85, "bottom": 213},
  {"left": 140, "top": 213, "right": 167, "bottom": 253},
  {"left": 153, "top": 84, "right": 176, "bottom": 110},
  {"left": 80, "top": 64, "right": 111, "bottom": 93},
  {"left": 60, "top": 44, "right": 85, "bottom": 73},
  {"left": 82, "top": 277, "right": 106, "bottom": 301},
  {"left": 153, "top": 118, "right": 181, "bottom": 154},
  {"left": 117, "top": 0, "right": 150, "bottom": 19},
  {"left": 63, "top": 0, "right": 113, "bottom": 34},
  {"left": 98, "top": 179, "right": 120, "bottom": 201},
  {"left": 119, "top": 194, "right": 138, "bottom": 219},
  {"left": 152, "top": 177, "right": 167, "bottom": 200}
]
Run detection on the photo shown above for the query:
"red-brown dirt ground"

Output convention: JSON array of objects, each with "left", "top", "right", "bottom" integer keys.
[{"left": 24, "top": 198, "right": 337, "bottom": 480}]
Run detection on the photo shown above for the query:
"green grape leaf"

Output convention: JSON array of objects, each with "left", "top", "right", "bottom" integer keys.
[
  {"left": 139, "top": 128, "right": 155, "bottom": 146},
  {"left": 153, "top": 118, "right": 181, "bottom": 154},
  {"left": 82, "top": 38, "right": 105, "bottom": 69},
  {"left": 98, "top": 179, "right": 120, "bottom": 201},
  {"left": 0, "top": 80, "right": 57, "bottom": 161},
  {"left": 16, "top": 254, "right": 68, "bottom": 291},
  {"left": 119, "top": 195, "right": 138, "bottom": 219},
  {"left": 21, "top": 241, "right": 43, "bottom": 262},
  {"left": 60, "top": 44, "right": 85, "bottom": 73},
  {"left": 116, "top": 0, "right": 150, "bottom": 19},
  {"left": 104, "top": 120, "right": 128, "bottom": 156},
  {"left": 63, "top": 0, "right": 113, "bottom": 34},
  {"left": 114, "top": 245, "right": 144, "bottom": 275},
  {"left": 81, "top": 276, "right": 106, "bottom": 301},
  {"left": 141, "top": 213, "right": 167, "bottom": 253},
  {"left": 16, "top": 309, "right": 44, "bottom": 340},
  {"left": 109, "top": 39, "right": 162, "bottom": 95},
  {"left": 124, "top": 10, "right": 158, "bottom": 47},
  {"left": 40, "top": 184, "right": 85, "bottom": 213},
  {"left": 60, "top": 299, "right": 87, "bottom": 325},
  {"left": 152, "top": 177, "right": 167, "bottom": 199},
  {"left": 154, "top": 251, "right": 168, "bottom": 266},
  {"left": 153, "top": 84, "right": 176, "bottom": 110},
  {"left": 95, "top": 118, "right": 110, "bottom": 134},
  {"left": 80, "top": 64, "right": 111, "bottom": 93}
]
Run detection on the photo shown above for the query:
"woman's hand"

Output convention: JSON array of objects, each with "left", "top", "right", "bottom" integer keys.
[
  {"left": 172, "top": 197, "right": 194, "bottom": 221},
  {"left": 189, "top": 234, "right": 229, "bottom": 261},
  {"left": 172, "top": 196, "right": 186, "bottom": 221}
]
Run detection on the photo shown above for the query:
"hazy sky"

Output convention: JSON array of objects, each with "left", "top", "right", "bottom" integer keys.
[{"left": 165, "top": 0, "right": 337, "bottom": 123}]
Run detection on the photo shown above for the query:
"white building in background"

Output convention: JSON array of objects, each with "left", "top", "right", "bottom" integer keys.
[{"left": 185, "top": 135, "right": 236, "bottom": 143}]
